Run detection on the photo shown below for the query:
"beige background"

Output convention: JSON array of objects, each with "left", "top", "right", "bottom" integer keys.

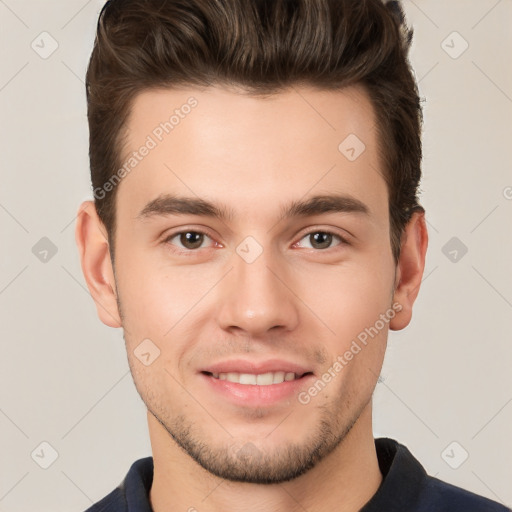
[{"left": 1, "top": 1, "right": 511, "bottom": 510}]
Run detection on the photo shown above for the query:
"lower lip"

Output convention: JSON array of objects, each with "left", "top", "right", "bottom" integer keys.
[{"left": 200, "top": 372, "right": 315, "bottom": 407}]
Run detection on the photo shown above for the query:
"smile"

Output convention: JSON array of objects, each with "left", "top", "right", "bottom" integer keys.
[{"left": 205, "top": 371, "right": 308, "bottom": 385}]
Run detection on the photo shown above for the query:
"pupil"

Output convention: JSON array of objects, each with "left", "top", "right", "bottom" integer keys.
[
  {"left": 182, "top": 232, "right": 203, "bottom": 249},
  {"left": 311, "top": 232, "right": 331, "bottom": 249}
]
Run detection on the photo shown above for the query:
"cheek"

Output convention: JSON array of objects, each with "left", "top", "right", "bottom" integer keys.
[
  {"left": 296, "top": 256, "right": 394, "bottom": 342},
  {"left": 306, "top": 265, "right": 391, "bottom": 401},
  {"left": 115, "top": 250, "right": 216, "bottom": 338}
]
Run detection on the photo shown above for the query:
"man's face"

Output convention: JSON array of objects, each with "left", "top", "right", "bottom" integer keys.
[{"left": 112, "top": 85, "right": 397, "bottom": 483}]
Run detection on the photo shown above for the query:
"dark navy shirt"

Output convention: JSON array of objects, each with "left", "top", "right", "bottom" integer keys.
[{"left": 84, "top": 437, "right": 510, "bottom": 511}]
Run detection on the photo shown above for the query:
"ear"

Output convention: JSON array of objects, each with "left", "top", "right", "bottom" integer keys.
[
  {"left": 75, "top": 200, "right": 122, "bottom": 328},
  {"left": 389, "top": 210, "right": 428, "bottom": 331}
]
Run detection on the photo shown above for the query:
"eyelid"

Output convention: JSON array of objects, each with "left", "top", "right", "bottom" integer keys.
[{"left": 295, "top": 225, "right": 352, "bottom": 243}]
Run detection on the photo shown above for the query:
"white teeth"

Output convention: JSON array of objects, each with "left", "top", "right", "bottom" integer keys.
[
  {"left": 272, "top": 371, "right": 285, "bottom": 384},
  {"left": 212, "top": 371, "right": 301, "bottom": 385},
  {"left": 256, "top": 372, "right": 274, "bottom": 385},
  {"left": 239, "top": 373, "right": 257, "bottom": 385}
]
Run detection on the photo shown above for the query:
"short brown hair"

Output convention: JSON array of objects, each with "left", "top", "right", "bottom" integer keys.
[{"left": 86, "top": 0, "right": 424, "bottom": 264}]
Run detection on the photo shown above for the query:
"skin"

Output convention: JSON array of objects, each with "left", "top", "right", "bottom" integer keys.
[{"left": 76, "top": 84, "right": 428, "bottom": 512}]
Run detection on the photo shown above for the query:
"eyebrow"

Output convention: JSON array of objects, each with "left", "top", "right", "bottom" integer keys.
[{"left": 137, "top": 193, "right": 370, "bottom": 222}]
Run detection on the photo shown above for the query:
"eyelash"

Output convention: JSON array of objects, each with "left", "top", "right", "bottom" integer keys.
[{"left": 162, "top": 228, "right": 350, "bottom": 255}]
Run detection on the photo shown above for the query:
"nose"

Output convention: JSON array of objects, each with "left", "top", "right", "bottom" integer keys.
[{"left": 216, "top": 244, "right": 300, "bottom": 338}]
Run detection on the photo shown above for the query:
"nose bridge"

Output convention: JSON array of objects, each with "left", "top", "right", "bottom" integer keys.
[{"left": 216, "top": 241, "right": 299, "bottom": 335}]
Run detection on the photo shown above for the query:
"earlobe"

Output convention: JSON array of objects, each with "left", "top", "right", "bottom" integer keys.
[
  {"left": 389, "top": 210, "right": 428, "bottom": 331},
  {"left": 75, "top": 201, "right": 122, "bottom": 328}
]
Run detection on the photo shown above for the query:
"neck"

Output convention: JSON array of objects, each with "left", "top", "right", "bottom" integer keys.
[{"left": 148, "top": 404, "right": 382, "bottom": 512}]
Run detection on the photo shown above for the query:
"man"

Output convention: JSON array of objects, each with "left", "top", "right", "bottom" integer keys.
[{"left": 75, "top": 0, "right": 510, "bottom": 510}]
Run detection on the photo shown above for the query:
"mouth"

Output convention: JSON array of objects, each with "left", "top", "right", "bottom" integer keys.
[
  {"left": 199, "top": 364, "right": 316, "bottom": 407},
  {"left": 202, "top": 370, "right": 313, "bottom": 385}
]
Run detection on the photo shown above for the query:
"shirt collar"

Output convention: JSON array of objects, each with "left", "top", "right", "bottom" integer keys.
[{"left": 360, "top": 437, "right": 427, "bottom": 511}]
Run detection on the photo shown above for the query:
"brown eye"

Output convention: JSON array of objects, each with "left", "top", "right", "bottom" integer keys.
[
  {"left": 309, "top": 232, "right": 333, "bottom": 249},
  {"left": 164, "top": 230, "right": 213, "bottom": 252},
  {"left": 179, "top": 231, "right": 204, "bottom": 249},
  {"left": 296, "top": 231, "right": 347, "bottom": 250}
]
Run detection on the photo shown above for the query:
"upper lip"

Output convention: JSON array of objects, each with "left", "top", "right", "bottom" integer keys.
[{"left": 201, "top": 359, "right": 313, "bottom": 377}]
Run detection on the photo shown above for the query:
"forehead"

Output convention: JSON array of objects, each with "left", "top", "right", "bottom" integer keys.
[{"left": 115, "top": 84, "right": 388, "bottom": 228}]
